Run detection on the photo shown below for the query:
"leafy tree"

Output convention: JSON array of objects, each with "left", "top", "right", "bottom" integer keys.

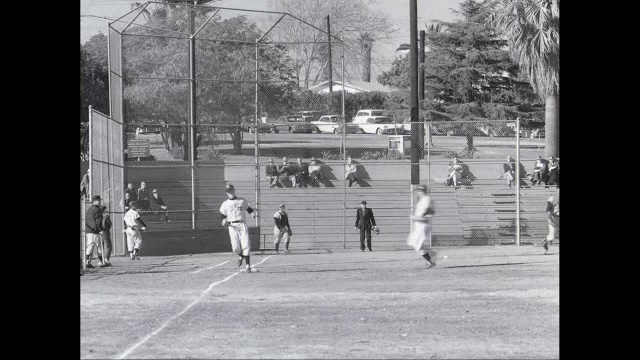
[
  {"left": 269, "top": 0, "right": 397, "bottom": 87},
  {"left": 378, "top": 0, "right": 543, "bottom": 156},
  {"left": 121, "top": 5, "right": 297, "bottom": 158},
  {"left": 488, "top": 0, "right": 559, "bottom": 157},
  {"left": 80, "top": 33, "right": 110, "bottom": 160}
]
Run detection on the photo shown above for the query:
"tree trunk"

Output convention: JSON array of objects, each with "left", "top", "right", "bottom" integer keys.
[
  {"left": 544, "top": 91, "right": 559, "bottom": 158},
  {"left": 465, "top": 135, "right": 474, "bottom": 157}
]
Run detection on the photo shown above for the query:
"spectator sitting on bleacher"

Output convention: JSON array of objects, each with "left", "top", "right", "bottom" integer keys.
[
  {"left": 345, "top": 157, "right": 358, "bottom": 187},
  {"left": 546, "top": 156, "right": 559, "bottom": 186},
  {"left": 266, "top": 158, "right": 278, "bottom": 188},
  {"left": 501, "top": 156, "right": 529, "bottom": 188},
  {"left": 150, "top": 188, "right": 170, "bottom": 223},
  {"left": 277, "top": 157, "right": 292, "bottom": 188},
  {"left": 294, "top": 158, "right": 309, "bottom": 188},
  {"left": 308, "top": 158, "right": 322, "bottom": 187},
  {"left": 137, "top": 181, "right": 152, "bottom": 211},
  {"left": 445, "top": 157, "right": 463, "bottom": 187},
  {"left": 501, "top": 156, "right": 516, "bottom": 187},
  {"left": 531, "top": 156, "right": 549, "bottom": 186}
]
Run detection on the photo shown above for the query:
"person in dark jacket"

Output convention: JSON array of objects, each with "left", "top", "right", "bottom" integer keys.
[
  {"left": 265, "top": 158, "right": 279, "bottom": 188},
  {"left": 150, "top": 188, "right": 170, "bottom": 223},
  {"left": 137, "top": 181, "right": 152, "bottom": 211},
  {"left": 294, "top": 158, "right": 309, "bottom": 188},
  {"left": 126, "top": 183, "right": 137, "bottom": 201},
  {"left": 355, "top": 200, "right": 377, "bottom": 252},
  {"left": 277, "top": 157, "right": 292, "bottom": 188},
  {"left": 97, "top": 205, "right": 112, "bottom": 267},
  {"left": 84, "top": 195, "right": 104, "bottom": 268},
  {"left": 308, "top": 158, "right": 322, "bottom": 187}
]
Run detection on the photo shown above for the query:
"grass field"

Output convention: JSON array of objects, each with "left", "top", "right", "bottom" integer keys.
[{"left": 80, "top": 245, "right": 559, "bottom": 359}]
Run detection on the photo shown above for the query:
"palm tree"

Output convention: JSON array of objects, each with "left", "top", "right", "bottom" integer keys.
[{"left": 489, "top": 0, "right": 559, "bottom": 157}]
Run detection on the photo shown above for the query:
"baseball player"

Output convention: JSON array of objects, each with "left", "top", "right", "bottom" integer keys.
[
  {"left": 273, "top": 204, "right": 292, "bottom": 254},
  {"left": 124, "top": 201, "right": 147, "bottom": 260},
  {"left": 219, "top": 184, "right": 257, "bottom": 273},
  {"left": 542, "top": 191, "right": 559, "bottom": 253},
  {"left": 84, "top": 195, "right": 104, "bottom": 268},
  {"left": 407, "top": 185, "right": 437, "bottom": 268}
]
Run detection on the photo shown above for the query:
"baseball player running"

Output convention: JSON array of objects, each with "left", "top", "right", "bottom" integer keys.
[
  {"left": 407, "top": 185, "right": 437, "bottom": 268},
  {"left": 542, "top": 191, "right": 559, "bottom": 254},
  {"left": 219, "top": 184, "right": 257, "bottom": 273},
  {"left": 124, "top": 201, "right": 147, "bottom": 260},
  {"left": 273, "top": 204, "right": 292, "bottom": 254}
]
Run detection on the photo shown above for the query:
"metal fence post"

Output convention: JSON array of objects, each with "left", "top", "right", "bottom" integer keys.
[
  {"left": 255, "top": 41, "right": 260, "bottom": 232},
  {"left": 342, "top": 45, "right": 346, "bottom": 250},
  {"left": 82, "top": 200, "right": 86, "bottom": 271},
  {"left": 516, "top": 117, "right": 521, "bottom": 246}
]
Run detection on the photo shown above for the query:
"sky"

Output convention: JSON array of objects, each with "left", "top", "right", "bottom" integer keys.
[{"left": 80, "top": 0, "right": 459, "bottom": 78}]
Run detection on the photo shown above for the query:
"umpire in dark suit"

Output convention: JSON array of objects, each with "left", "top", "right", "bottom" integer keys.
[{"left": 355, "top": 201, "right": 376, "bottom": 252}]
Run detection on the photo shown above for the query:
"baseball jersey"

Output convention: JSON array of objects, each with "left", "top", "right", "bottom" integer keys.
[
  {"left": 124, "top": 209, "right": 141, "bottom": 227},
  {"left": 273, "top": 211, "right": 290, "bottom": 229},
  {"left": 219, "top": 197, "right": 252, "bottom": 222},
  {"left": 414, "top": 195, "right": 434, "bottom": 217}
]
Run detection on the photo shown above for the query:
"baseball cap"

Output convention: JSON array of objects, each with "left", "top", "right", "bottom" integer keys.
[
  {"left": 225, "top": 184, "right": 235, "bottom": 191},
  {"left": 91, "top": 195, "right": 102, "bottom": 201},
  {"left": 152, "top": 189, "right": 158, "bottom": 193},
  {"left": 268, "top": 158, "right": 274, "bottom": 163},
  {"left": 360, "top": 201, "right": 367, "bottom": 205},
  {"left": 414, "top": 185, "right": 428, "bottom": 193},
  {"left": 279, "top": 204, "right": 286, "bottom": 208}
]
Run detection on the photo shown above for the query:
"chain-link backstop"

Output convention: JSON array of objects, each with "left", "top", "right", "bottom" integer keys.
[{"left": 92, "top": 2, "right": 558, "bottom": 256}]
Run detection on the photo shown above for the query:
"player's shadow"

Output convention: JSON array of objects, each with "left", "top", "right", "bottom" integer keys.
[
  {"left": 311, "top": 159, "right": 336, "bottom": 188},
  {"left": 352, "top": 161, "right": 371, "bottom": 187}
]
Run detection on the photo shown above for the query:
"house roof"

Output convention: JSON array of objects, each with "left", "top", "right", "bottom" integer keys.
[{"left": 306, "top": 80, "right": 394, "bottom": 93}]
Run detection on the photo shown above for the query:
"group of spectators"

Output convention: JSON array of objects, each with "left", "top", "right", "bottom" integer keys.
[
  {"left": 266, "top": 156, "right": 361, "bottom": 188},
  {"left": 502, "top": 155, "right": 560, "bottom": 188},
  {"left": 125, "top": 181, "right": 170, "bottom": 223},
  {"left": 266, "top": 157, "right": 324, "bottom": 188}
]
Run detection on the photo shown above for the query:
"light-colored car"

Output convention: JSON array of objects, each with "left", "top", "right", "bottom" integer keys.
[
  {"left": 357, "top": 116, "right": 403, "bottom": 135},
  {"left": 273, "top": 115, "right": 319, "bottom": 133},
  {"left": 311, "top": 115, "right": 343, "bottom": 133},
  {"left": 297, "top": 110, "right": 322, "bottom": 123},
  {"left": 353, "top": 109, "right": 388, "bottom": 124}
]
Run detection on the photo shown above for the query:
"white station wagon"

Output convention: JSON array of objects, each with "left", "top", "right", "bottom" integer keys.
[
  {"left": 353, "top": 109, "right": 388, "bottom": 124},
  {"left": 311, "top": 115, "right": 343, "bottom": 133}
]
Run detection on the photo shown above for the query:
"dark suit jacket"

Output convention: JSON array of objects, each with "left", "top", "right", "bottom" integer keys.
[{"left": 355, "top": 208, "right": 376, "bottom": 229}]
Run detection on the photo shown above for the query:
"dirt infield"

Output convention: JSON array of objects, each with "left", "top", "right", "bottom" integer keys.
[{"left": 80, "top": 245, "right": 559, "bottom": 359}]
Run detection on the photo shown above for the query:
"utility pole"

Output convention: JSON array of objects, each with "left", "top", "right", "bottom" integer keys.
[
  {"left": 326, "top": 14, "right": 332, "bottom": 93},
  {"left": 409, "top": 0, "right": 419, "bottom": 186},
  {"left": 418, "top": 29, "right": 425, "bottom": 159}
]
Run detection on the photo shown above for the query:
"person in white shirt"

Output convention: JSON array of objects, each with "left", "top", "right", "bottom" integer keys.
[
  {"left": 308, "top": 158, "right": 322, "bottom": 187},
  {"left": 345, "top": 157, "right": 357, "bottom": 187},
  {"left": 123, "top": 202, "right": 147, "bottom": 260},
  {"left": 219, "top": 184, "right": 257, "bottom": 273},
  {"left": 542, "top": 192, "right": 559, "bottom": 254},
  {"left": 446, "top": 157, "right": 463, "bottom": 187},
  {"left": 407, "top": 185, "right": 437, "bottom": 268}
]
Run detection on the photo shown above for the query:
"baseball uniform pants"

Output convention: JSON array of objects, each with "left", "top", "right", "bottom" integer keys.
[
  {"left": 228, "top": 222, "right": 251, "bottom": 256},
  {"left": 85, "top": 233, "right": 102, "bottom": 257},
  {"left": 407, "top": 221, "right": 431, "bottom": 256},
  {"left": 274, "top": 226, "right": 290, "bottom": 247},
  {"left": 125, "top": 228, "right": 142, "bottom": 252}
]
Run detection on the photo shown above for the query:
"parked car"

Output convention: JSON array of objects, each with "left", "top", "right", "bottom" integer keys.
[
  {"left": 357, "top": 116, "right": 404, "bottom": 135},
  {"left": 311, "top": 115, "right": 343, "bottom": 133},
  {"left": 247, "top": 121, "right": 278, "bottom": 133},
  {"left": 297, "top": 110, "right": 322, "bottom": 123},
  {"left": 353, "top": 109, "right": 389, "bottom": 124},
  {"left": 273, "top": 115, "right": 318, "bottom": 133},
  {"left": 336, "top": 123, "right": 362, "bottom": 134},
  {"left": 135, "top": 124, "right": 162, "bottom": 135}
]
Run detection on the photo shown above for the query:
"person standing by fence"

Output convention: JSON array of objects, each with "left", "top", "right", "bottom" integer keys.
[
  {"left": 84, "top": 195, "right": 104, "bottom": 268},
  {"left": 355, "top": 200, "right": 376, "bottom": 252},
  {"left": 273, "top": 204, "right": 292, "bottom": 254},
  {"left": 124, "top": 202, "right": 147, "bottom": 260},
  {"left": 80, "top": 169, "right": 90, "bottom": 200},
  {"left": 97, "top": 205, "right": 112, "bottom": 267},
  {"left": 219, "top": 184, "right": 257, "bottom": 273}
]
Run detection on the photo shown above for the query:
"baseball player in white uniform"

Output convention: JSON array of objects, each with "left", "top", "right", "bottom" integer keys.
[
  {"left": 219, "top": 184, "right": 256, "bottom": 273},
  {"left": 542, "top": 191, "right": 559, "bottom": 254},
  {"left": 124, "top": 201, "right": 147, "bottom": 260},
  {"left": 407, "top": 185, "right": 437, "bottom": 268}
]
